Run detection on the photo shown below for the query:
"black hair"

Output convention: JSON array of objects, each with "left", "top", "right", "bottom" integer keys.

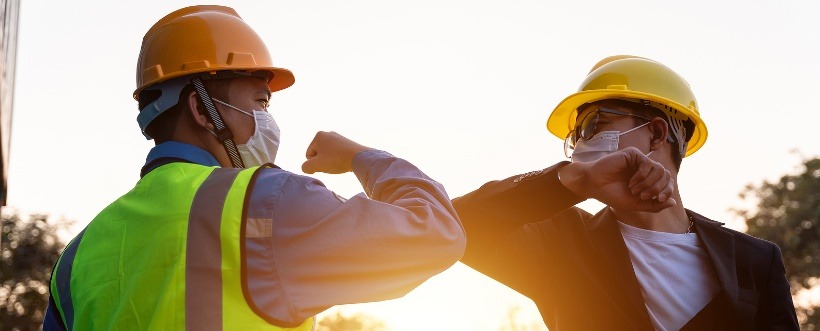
[{"left": 138, "top": 78, "right": 233, "bottom": 143}]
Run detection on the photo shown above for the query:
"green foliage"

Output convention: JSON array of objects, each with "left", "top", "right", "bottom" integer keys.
[
  {"left": 0, "top": 212, "right": 67, "bottom": 331},
  {"left": 737, "top": 157, "right": 820, "bottom": 329},
  {"left": 317, "top": 311, "right": 387, "bottom": 331}
]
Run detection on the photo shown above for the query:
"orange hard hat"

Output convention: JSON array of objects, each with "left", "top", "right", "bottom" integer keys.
[{"left": 133, "top": 5, "right": 294, "bottom": 100}]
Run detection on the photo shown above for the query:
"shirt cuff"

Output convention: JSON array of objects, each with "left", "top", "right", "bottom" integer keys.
[{"left": 351, "top": 149, "right": 393, "bottom": 195}]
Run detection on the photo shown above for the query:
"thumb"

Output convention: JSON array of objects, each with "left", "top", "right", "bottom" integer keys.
[
  {"left": 636, "top": 197, "right": 677, "bottom": 212},
  {"left": 302, "top": 158, "right": 318, "bottom": 174}
]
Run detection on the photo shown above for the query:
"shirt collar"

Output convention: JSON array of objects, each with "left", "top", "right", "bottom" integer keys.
[{"left": 141, "top": 141, "right": 220, "bottom": 177}]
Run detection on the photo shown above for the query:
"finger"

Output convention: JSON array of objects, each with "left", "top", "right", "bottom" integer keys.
[
  {"left": 305, "top": 145, "right": 318, "bottom": 159},
  {"left": 640, "top": 171, "right": 671, "bottom": 200},
  {"left": 636, "top": 167, "right": 666, "bottom": 199},
  {"left": 636, "top": 197, "right": 677, "bottom": 212},
  {"left": 630, "top": 159, "right": 660, "bottom": 194},
  {"left": 628, "top": 154, "right": 653, "bottom": 189},
  {"left": 655, "top": 176, "right": 674, "bottom": 202},
  {"left": 305, "top": 133, "right": 321, "bottom": 159},
  {"left": 651, "top": 197, "right": 676, "bottom": 211}
]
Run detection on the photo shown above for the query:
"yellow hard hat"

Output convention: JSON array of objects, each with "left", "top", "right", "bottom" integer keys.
[
  {"left": 547, "top": 56, "right": 707, "bottom": 157},
  {"left": 133, "top": 5, "right": 294, "bottom": 100}
]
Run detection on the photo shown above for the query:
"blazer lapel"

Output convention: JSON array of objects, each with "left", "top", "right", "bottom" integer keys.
[
  {"left": 689, "top": 209, "right": 740, "bottom": 326},
  {"left": 586, "top": 208, "right": 655, "bottom": 330}
]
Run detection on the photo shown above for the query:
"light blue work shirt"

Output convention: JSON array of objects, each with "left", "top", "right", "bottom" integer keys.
[{"left": 141, "top": 141, "right": 466, "bottom": 325}]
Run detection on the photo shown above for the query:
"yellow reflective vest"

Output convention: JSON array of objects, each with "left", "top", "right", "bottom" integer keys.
[{"left": 49, "top": 163, "right": 314, "bottom": 330}]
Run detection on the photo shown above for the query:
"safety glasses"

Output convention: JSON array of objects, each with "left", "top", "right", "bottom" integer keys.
[{"left": 564, "top": 107, "right": 650, "bottom": 158}]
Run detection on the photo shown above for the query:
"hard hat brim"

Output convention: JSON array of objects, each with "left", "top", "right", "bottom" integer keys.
[
  {"left": 547, "top": 89, "right": 707, "bottom": 157},
  {"left": 133, "top": 66, "right": 294, "bottom": 101}
]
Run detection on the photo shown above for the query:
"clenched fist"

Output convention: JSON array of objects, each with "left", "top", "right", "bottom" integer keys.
[
  {"left": 302, "top": 131, "right": 372, "bottom": 174},
  {"left": 558, "top": 147, "right": 677, "bottom": 212}
]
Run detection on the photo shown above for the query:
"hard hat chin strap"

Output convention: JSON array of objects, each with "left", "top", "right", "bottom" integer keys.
[{"left": 191, "top": 77, "right": 245, "bottom": 168}]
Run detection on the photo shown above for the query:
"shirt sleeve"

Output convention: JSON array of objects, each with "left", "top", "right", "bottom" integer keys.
[
  {"left": 259, "top": 149, "right": 465, "bottom": 324},
  {"left": 756, "top": 244, "right": 799, "bottom": 330},
  {"left": 452, "top": 161, "right": 585, "bottom": 268}
]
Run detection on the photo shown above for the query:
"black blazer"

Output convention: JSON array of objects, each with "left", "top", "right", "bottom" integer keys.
[{"left": 452, "top": 162, "right": 799, "bottom": 330}]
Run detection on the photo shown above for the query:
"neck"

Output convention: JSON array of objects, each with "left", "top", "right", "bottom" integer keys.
[
  {"left": 172, "top": 125, "right": 234, "bottom": 168},
  {"left": 611, "top": 190, "right": 690, "bottom": 233}
]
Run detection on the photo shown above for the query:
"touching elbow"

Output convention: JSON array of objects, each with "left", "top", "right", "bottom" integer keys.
[{"left": 437, "top": 215, "right": 467, "bottom": 268}]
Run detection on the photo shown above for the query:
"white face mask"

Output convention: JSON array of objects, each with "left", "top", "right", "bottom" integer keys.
[
  {"left": 570, "top": 122, "right": 648, "bottom": 163},
  {"left": 212, "top": 98, "right": 281, "bottom": 167}
]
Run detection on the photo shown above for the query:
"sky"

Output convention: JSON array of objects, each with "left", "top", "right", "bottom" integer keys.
[{"left": 7, "top": 1, "right": 820, "bottom": 330}]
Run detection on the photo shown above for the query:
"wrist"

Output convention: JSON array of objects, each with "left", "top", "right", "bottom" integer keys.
[{"left": 558, "top": 162, "right": 588, "bottom": 198}]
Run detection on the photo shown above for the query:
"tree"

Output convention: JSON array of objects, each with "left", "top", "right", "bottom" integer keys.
[
  {"left": 316, "top": 310, "right": 387, "bottom": 331},
  {"left": 736, "top": 157, "right": 820, "bottom": 330},
  {"left": 0, "top": 212, "right": 68, "bottom": 331}
]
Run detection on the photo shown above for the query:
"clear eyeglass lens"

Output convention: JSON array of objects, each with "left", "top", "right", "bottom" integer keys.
[
  {"left": 578, "top": 111, "right": 600, "bottom": 141},
  {"left": 564, "top": 131, "right": 576, "bottom": 158}
]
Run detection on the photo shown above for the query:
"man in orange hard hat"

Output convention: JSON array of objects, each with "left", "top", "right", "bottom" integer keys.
[
  {"left": 453, "top": 56, "right": 799, "bottom": 330},
  {"left": 43, "top": 5, "right": 464, "bottom": 330}
]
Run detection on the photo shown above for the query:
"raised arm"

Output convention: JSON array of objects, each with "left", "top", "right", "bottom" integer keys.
[
  {"left": 453, "top": 162, "right": 585, "bottom": 267},
  {"left": 254, "top": 132, "right": 464, "bottom": 325},
  {"left": 453, "top": 148, "right": 677, "bottom": 291}
]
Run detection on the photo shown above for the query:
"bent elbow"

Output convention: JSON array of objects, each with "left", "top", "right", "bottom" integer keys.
[
  {"left": 434, "top": 215, "right": 467, "bottom": 270},
  {"left": 450, "top": 224, "right": 467, "bottom": 261}
]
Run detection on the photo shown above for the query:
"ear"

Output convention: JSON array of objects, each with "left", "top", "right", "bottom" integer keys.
[
  {"left": 648, "top": 117, "right": 669, "bottom": 151},
  {"left": 186, "top": 91, "right": 215, "bottom": 131}
]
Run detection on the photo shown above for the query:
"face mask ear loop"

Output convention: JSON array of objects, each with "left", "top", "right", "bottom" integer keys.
[
  {"left": 212, "top": 98, "right": 254, "bottom": 117},
  {"left": 618, "top": 121, "right": 650, "bottom": 136},
  {"left": 191, "top": 77, "right": 245, "bottom": 168}
]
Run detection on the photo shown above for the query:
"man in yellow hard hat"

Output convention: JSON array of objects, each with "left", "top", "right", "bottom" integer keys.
[
  {"left": 43, "top": 6, "right": 465, "bottom": 330},
  {"left": 453, "top": 56, "right": 799, "bottom": 330}
]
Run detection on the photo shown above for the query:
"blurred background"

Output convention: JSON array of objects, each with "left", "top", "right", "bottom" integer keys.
[{"left": 1, "top": 0, "right": 818, "bottom": 330}]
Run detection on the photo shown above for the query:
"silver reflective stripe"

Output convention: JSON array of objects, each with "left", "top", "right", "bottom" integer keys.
[
  {"left": 186, "top": 168, "right": 241, "bottom": 330},
  {"left": 245, "top": 218, "right": 272, "bottom": 239}
]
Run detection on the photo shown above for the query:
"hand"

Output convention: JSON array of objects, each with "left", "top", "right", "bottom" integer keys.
[
  {"left": 302, "top": 131, "right": 371, "bottom": 174},
  {"left": 558, "top": 147, "right": 677, "bottom": 212}
]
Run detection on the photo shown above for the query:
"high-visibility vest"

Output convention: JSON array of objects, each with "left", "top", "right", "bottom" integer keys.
[{"left": 49, "top": 163, "right": 315, "bottom": 330}]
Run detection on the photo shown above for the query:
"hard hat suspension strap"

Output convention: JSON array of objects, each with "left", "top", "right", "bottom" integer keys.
[
  {"left": 643, "top": 100, "right": 690, "bottom": 158},
  {"left": 191, "top": 77, "right": 245, "bottom": 168}
]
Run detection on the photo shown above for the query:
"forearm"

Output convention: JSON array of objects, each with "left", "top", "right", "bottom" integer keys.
[
  {"left": 453, "top": 162, "right": 584, "bottom": 266},
  {"left": 267, "top": 151, "right": 465, "bottom": 323}
]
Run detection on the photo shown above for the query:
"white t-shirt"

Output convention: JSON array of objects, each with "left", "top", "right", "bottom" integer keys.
[{"left": 618, "top": 221, "right": 721, "bottom": 331}]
